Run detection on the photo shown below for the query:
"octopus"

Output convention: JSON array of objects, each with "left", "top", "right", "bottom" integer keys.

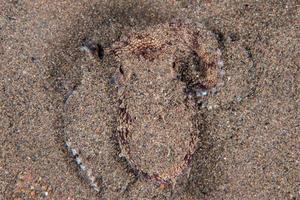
[{"left": 106, "top": 21, "right": 223, "bottom": 187}]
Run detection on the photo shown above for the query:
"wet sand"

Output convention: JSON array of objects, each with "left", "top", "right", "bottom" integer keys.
[{"left": 0, "top": 1, "right": 299, "bottom": 199}]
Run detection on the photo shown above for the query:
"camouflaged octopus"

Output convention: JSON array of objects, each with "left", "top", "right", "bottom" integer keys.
[{"left": 107, "top": 21, "right": 223, "bottom": 186}]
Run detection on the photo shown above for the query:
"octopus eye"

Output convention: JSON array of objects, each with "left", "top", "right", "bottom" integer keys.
[{"left": 80, "top": 39, "right": 104, "bottom": 60}]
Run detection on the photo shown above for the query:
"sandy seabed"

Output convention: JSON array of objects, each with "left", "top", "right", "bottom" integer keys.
[{"left": 0, "top": 1, "right": 299, "bottom": 199}]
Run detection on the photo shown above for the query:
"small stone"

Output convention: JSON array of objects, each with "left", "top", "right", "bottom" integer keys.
[{"left": 195, "top": 89, "right": 208, "bottom": 97}]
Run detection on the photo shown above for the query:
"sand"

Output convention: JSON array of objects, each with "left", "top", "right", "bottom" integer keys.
[{"left": 0, "top": 0, "right": 299, "bottom": 199}]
